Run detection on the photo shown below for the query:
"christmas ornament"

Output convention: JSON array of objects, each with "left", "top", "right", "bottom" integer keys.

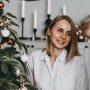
[
  {"left": 21, "top": 53, "right": 28, "bottom": 62},
  {"left": 75, "top": 24, "right": 78, "bottom": 28},
  {"left": 78, "top": 30, "right": 82, "bottom": 34},
  {"left": 16, "top": 68, "right": 20, "bottom": 77},
  {"left": 0, "top": 2, "right": 4, "bottom": 9},
  {"left": 0, "top": 21, "right": 4, "bottom": 26},
  {"left": 79, "top": 35, "right": 83, "bottom": 40},
  {"left": 7, "top": 38, "right": 14, "bottom": 45},
  {"left": 76, "top": 31, "right": 79, "bottom": 35},
  {"left": 1, "top": 28, "right": 10, "bottom": 37}
]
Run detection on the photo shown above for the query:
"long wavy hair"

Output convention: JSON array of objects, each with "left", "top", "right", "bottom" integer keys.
[{"left": 45, "top": 15, "right": 80, "bottom": 63}]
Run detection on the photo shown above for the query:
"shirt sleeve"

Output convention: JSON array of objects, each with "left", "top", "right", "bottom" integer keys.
[
  {"left": 75, "top": 56, "right": 89, "bottom": 90},
  {"left": 27, "top": 53, "right": 35, "bottom": 85}
]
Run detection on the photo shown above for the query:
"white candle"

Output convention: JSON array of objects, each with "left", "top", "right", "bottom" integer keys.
[
  {"left": 63, "top": 5, "right": 66, "bottom": 15},
  {"left": 21, "top": 0, "right": 25, "bottom": 18},
  {"left": 47, "top": 0, "right": 51, "bottom": 14},
  {"left": 34, "top": 10, "right": 37, "bottom": 29}
]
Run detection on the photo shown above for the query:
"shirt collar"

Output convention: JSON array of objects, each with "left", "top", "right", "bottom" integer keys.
[
  {"left": 40, "top": 50, "right": 49, "bottom": 62},
  {"left": 57, "top": 49, "right": 67, "bottom": 63},
  {"left": 40, "top": 49, "right": 67, "bottom": 63}
]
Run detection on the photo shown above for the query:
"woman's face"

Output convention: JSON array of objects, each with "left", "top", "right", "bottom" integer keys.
[
  {"left": 49, "top": 19, "right": 71, "bottom": 50},
  {"left": 85, "top": 27, "right": 90, "bottom": 38}
]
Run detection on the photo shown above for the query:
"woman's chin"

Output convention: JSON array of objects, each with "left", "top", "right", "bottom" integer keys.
[{"left": 55, "top": 45, "right": 65, "bottom": 49}]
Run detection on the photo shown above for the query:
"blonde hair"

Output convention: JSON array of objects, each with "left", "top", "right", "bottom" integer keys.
[
  {"left": 45, "top": 15, "right": 80, "bottom": 63},
  {"left": 80, "top": 15, "right": 90, "bottom": 38}
]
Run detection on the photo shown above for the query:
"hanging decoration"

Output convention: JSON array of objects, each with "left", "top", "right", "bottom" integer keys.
[
  {"left": 0, "top": 2, "right": 4, "bottom": 9},
  {"left": 75, "top": 25, "right": 85, "bottom": 42},
  {"left": 21, "top": 53, "right": 28, "bottom": 62},
  {"left": 1, "top": 28, "right": 10, "bottom": 37}
]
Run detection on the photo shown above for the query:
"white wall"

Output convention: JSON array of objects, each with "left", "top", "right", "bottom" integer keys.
[{"left": 4, "top": 0, "right": 90, "bottom": 38}]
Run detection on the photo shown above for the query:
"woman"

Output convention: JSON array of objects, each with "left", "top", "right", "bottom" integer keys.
[
  {"left": 27, "top": 15, "right": 89, "bottom": 90},
  {"left": 80, "top": 15, "right": 90, "bottom": 43}
]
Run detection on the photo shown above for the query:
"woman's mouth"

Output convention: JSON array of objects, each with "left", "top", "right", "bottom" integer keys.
[{"left": 57, "top": 40, "right": 65, "bottom": 45}]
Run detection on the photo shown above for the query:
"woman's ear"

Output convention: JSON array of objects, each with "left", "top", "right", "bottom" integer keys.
[
  {"left": 47, "top": 28, "right": 50, "bottom": 36},
  {"left": 48, "top": 32, "right": 50, "bottom": 36}
]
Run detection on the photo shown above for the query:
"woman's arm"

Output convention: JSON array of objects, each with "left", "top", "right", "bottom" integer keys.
[{"left": 75, "top": 56, "right": 89, "bottom": 90}]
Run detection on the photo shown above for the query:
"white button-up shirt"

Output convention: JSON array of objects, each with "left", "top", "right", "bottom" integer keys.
[{"left": 27, "top": 49, "right": 89, "bottom": 90}]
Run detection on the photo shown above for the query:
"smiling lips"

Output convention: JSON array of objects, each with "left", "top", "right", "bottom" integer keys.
[{"left": 57, "top": 39, "right": 66, "bottom": 45}]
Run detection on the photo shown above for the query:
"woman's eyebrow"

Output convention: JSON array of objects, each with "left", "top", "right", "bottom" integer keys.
[
  {"left": 66, "top": 31, "right": 72, "bottom": 32},
  {"left": 58, "top": 27, "right": 71, "bottom": 32},
  {"left": 58, "top": 27, "right": 64, "bottom": 31}
]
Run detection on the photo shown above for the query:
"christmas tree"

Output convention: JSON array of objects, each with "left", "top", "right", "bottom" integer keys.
[{"left": 0, "top": 0, "right": 37, "bottom": 90}]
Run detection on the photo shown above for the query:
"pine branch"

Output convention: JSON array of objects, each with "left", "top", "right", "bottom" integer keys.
[
  {"left": 15, "top": 56, "right": 27, "bottom": 74},
  {"left": 13, "top": 39, "right": 28, "bottom": 54},
  {"left": 1, "top": 15, "right": 11, "bottom": 20},
  {"left": 1, "top": 56, "right": 20, "bottom": 67},
  {"left": 0, "top": 78, "right": 19, "bottom": 90},
  {"left": 0, "top": 9, "right": 4, "bottom": 16},
  {"left": 1, "top": 63, "right": 8, "bottom": 73},
  {"left": 13, "top": 39, "right": 22, "bottom": 49},
  {"left": 20, "top": 42, "right": 28, "bottom": 54},
  {"left": 0, "top": 0, "right": 34, "bottom": 89},
  {"left": 0, "top": 47, "right": 20, "bottom": 57},
  {"left": 5, "top": 0, "right": 10, "bottom": 3},
  {"left": 21, "top": 74, "right": 31, "bottom": 84},
  {"left": 7, "top": 27, "right": 18, "bottom": 39},
  {"left": 7, "top": 81, "right": 19, "bottom": 90},
  {"left": 21, "top": 74, "right": 38, "bottom": 90},
  {"left": 6, "top": 12, "right": 17, "bottom": 19},
  {"left": 10, "top": 20, "right": 19, "bottom": 27}
]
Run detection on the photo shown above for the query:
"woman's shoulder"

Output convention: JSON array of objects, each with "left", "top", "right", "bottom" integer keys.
[
  {"left": 73, "top": 55, "right": 86, "bottom": 68},
  {"left": 31, "top": 49, "right": 42, "bottom": 54},
  {"left": 29, "top": 49, "right": 42, "bottom": 56},
  {"left": 28, "top": 49, "right": 45, "bottom": 58}
]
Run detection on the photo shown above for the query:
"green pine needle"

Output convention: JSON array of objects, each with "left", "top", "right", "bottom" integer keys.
[
  {"left": 5, "top": 0, "right": 10, "bottom": 3},
  {"left": 10, "top": 20, "right": 19, "bottom": 27},
  {"left": 7, "top": 28, "right": 18, "bottom": 39},
  {"left": 6, "top": 12, "right": 17, "bottom": 19},
  {"left": 0, "top": 47, "right": 20, "bottom": 57},
  {"left": 1, "top": 63, "right": 8, "bottom": 73},
  {"left": 1, "top": 15, "right": 11, "bottom": 20},
  {"left": 13, "top": 39, "right": 28, "bottom": 54},
  {"left": 15, "top": 56, "right": 28, "bottom": 73}
]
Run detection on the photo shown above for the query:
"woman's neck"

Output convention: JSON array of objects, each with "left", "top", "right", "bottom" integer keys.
[{"left": 49, "top": 44, "right": 63, "bottom": 66}]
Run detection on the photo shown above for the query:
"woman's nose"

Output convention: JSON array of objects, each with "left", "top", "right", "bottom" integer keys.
[{"left": 61, "top": 32, "right": 66, "bottom": 39}]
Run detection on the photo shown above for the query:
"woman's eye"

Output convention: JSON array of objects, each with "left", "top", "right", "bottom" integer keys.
[
  {"left": 57, "top": 29, "right": 63, "bottom": 32},
  {"left": 67, "top": 32, "right": 71, "bottom": 36}
]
